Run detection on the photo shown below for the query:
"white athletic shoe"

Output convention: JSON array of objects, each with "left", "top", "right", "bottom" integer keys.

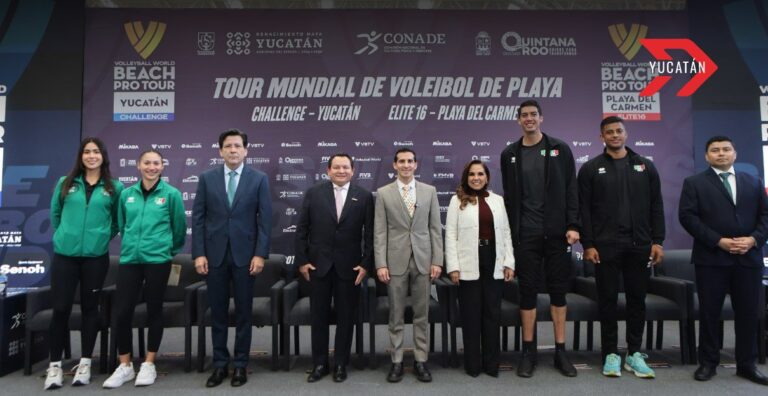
[
  {"left": 44, "top": 366, "right": 63, "bottom": 390},
  {"left": 71, "top": 362, "right": 91, "bottom": 386},
  {"left": 102, "top": 363, "right": 135, "bottom": 389},
  {"left": 135, "top": 362, "right": 157, "bottom": 387}
]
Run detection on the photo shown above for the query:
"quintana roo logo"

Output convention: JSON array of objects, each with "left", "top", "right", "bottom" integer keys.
[
  {"left": 608, "top": 23, "right": 648, "bottom": 61},
  {"left": 124, "top": 21, "right": 167, "bottom": 59}
]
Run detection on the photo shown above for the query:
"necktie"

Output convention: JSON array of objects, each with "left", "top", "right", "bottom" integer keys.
[
  {"left": 227, "top": 170, "right": 237, "bottom": 205},
  {"left": 335, "top": 186, "right": 344, "bottom": 221},
  {"left": 402, "top": 185, "right": 415, "bottom": 218},
  {"left": 719, "top": 172, "right": 733, "bottom": 203}
]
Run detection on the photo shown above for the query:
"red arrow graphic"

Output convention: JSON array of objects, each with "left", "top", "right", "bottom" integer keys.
[{"left": 639, "top": 38, "right": 718, "bottom": 97}]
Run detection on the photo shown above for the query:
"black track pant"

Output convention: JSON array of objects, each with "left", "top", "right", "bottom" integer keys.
[
  {"left": 113, "top": 263, "right": 170, "bottom": 355},
  {"left": 49, "top": 254, "right": 109, "bottom": 361}
]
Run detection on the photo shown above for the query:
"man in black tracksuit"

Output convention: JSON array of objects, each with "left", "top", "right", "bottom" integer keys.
[
  {"left": 578, "top": 116, "right": 665, "bottom": 378},
  {"left": 500, "top": 100, "right": 580, "bottom": 378}
]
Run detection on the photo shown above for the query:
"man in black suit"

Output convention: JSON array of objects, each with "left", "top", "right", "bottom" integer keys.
[
  {"left": 295, "top": 153, "right": 374, "bottom": 383},
  {"left": 679, "top": 135, "right": 768, "bottom": 385},
  {"left": 193, "top": 129, "right": 272, "bottom": 387}
]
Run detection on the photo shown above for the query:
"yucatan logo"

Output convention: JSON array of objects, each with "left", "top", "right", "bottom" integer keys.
[
  {"left": 608, "top": 24, "right": 648, "bottom": 61},
  {"left": 640, "top": 39, "right": 718, "bottom": 97},
  {"left": 124, "top": 21, "right": 167, "bottom": 59}
]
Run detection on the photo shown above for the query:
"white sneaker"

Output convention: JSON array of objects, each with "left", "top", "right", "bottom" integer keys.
[
  {"left": 102, "top": 363, "right": 135, "bottom": 389},
  {"left": 44, "top": 366, "right": 63, "bottom": 390},
  {"left": 135, "top": 362, "right": 157, "bottom": 387},
  {"left": 71, "top": 363, "right": 91, "bottom": 386}
]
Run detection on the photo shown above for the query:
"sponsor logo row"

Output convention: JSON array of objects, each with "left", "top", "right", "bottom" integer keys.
[{"left": 192, "top": 30, "right": 578, "bottom": 57}]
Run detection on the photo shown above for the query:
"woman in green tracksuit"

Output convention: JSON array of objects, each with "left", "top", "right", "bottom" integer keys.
[
  {"left": 45, "top": 137, "right": 123, "bottom": 391},
  {"left": 102, "top": 149, "right": 186, "bottom": 389}
]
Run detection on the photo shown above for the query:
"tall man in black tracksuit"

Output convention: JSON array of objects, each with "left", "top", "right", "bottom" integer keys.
[
  {"left": 578, "top": 116, "right": 665, "bottom": 379},
  {"left": 501, "top": 100, "right": 580, "bottom": 378}
]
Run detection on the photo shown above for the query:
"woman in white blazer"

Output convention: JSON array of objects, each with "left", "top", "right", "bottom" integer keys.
[{"left": 445, "top": 160, "right": 515, "bottom": 377}]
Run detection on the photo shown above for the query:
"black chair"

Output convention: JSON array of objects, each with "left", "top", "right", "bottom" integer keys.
[
  {"left": 108, "top": 254, "right": 204, "bottom": 372},
  {"left": 196, "top": 254, "right": 287, "bottom": 372},
  {"left": 656, "top": 249, "right": 766, "bottom": 364},
  {"left": 24, "top": 255, "right": 120, "bottom": 375},
  {"left": 281, "top": 272, "right": 365, "bottom": 370},
  {"left": 367, "top": 276, "right": 449, "bottom": 368},
  {"left": 580, "top": 256, "right": 691, "bottom": 364}
]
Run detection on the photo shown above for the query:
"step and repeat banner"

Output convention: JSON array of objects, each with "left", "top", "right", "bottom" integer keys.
[{"left": 83, "top": 9, "right": 693, "bottom": 266}]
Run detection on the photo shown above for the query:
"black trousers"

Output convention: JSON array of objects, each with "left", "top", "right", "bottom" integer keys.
[
  {"left": 695, "top": 264, "right": 763, "bottom": 368},
  {"left": 594, "top": 243, "right": 650, "bottom": 357},
  {"left": 114, "top": 263, "right": 171, "bottom": 355},
  {"left": 207, "top": 247, "right": 254, "bottom": 368},
  {"left": 458, "top": 245, "right": 503, "bottom": 374},
  {"left": 514, "top": 234, "right": 570, "bottom": 309},
  {"left": 309, "top": 267, "right": 359, "bottom": 366},
  {"left": 48, "top": 253, "right": 109, "bottom": 361}
]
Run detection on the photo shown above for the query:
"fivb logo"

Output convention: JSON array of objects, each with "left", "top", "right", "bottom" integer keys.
[
  {"left": 608, "top": 24, "right": 648, "bottom": 61},
  {"left": 124, "top": 21, "right": 167, "bottom": 59}
]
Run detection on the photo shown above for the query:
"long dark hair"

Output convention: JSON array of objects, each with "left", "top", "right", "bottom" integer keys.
[
  {"left": 456, "top": 160, "right": 490, "bottom": 210},
  {"left": 59, "top": 137, "right": 115, "bottom": 202}
]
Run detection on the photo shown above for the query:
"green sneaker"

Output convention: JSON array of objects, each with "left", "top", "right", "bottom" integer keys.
[
  {"left": 602, "top": 353, "right": 621, "bottom": 377},
  {"left": 624, "top": 352, "right": 655, "bottom": 378}
]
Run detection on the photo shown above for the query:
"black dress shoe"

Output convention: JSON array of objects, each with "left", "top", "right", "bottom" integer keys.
[
  {"left": 554, "top": 349, "right": 577, "bottom": 377},
  {"left": 231, "top": 367, "right": 247, "bottom": 387},
  {"left": 307, "top": 364, "right": 329, "bottom": 383},
  {"left": 517, "top": 350, "right": 537, "bottom": 378},
  {"left": 693, "top": 365, "right": 716, "bottom": 381},
  {"left": 386, "top": 362, "right": 404, "bottom": 383},
  {"left": 483, "top": 363, "right": 499, "bottom": 377},
  {"left": 205, "top": 367, "right": 228, "bottom": 388},
  {"left": 414, "top": 361, "right": 432, "bottom": 382},
  {"left": 332, "top": 365, "right": 347, "bottom": 383},
  {"left": 736, "top": 366, "right": 768, "bottom": 385}
]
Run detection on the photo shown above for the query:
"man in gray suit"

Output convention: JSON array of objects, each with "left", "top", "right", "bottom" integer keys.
[{"left": 374, "top": 148, "right": 443, "bottom": 383}]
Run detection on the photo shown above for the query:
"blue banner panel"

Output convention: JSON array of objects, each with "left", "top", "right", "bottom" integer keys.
[{"left": 0, "top": 0, "right": 84, "bottom": 288}]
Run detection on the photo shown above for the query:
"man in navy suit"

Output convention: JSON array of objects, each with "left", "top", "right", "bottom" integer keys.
[
  {"left": 295, "top": 154, "right": 373, "bottom": 383},
  {"left": 679, "top": 135, "right": 768, "bottom": 385},
  {"left": 192, "top": 129, "right": 272, "bottom": 387}
]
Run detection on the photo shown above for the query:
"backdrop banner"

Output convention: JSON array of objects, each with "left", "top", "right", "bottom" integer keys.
[
  {"left": 0, "top": 0, "right": 83, "bottom": 288},
  {"left": 83, "top": 9, "right": 692, "bottom": 264}
]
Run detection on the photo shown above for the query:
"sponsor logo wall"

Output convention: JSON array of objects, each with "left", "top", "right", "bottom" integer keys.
[{"left": 83, "top": 9, "right": 693, "bottom": 257}]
